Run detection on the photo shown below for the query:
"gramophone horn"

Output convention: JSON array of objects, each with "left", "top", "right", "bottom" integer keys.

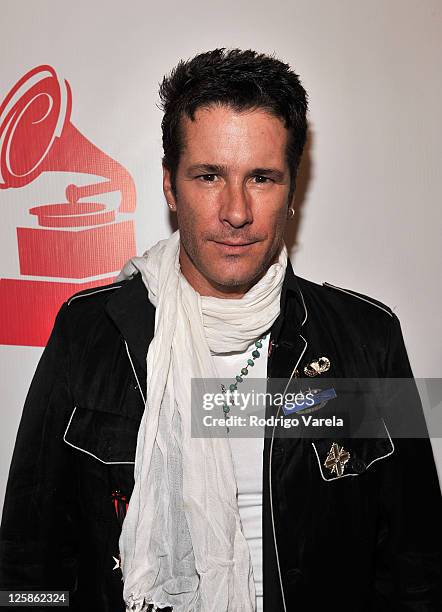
[{"left": 0, "top": 65, "right": 136, "bottom": 212}]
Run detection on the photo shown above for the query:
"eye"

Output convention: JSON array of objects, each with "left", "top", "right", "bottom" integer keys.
[
  {"left": 197, "top": 174, "right": 217, "bottom": 182},
  {"left": 252, "top": 175, "right": 273, "bottom": 184}
]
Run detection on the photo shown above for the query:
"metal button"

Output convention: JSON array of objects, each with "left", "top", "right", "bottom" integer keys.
[
  {"left": 272, "top": 443, "right": 285, "bottom": 458},
  {"left": 286, "top": 568, "right": 303, "bottom": 586},
  {"left": 352, "top": 458, "right": 366, "bottom": 473}
]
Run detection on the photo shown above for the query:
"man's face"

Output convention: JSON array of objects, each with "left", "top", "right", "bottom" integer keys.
[{"left": 163, "top": 105, "right": 293, "bottom": 298}]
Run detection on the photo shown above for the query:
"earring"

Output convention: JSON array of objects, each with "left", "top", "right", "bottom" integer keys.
[{"left": 287, "top": 207, "right": 295, "bottom": 219}]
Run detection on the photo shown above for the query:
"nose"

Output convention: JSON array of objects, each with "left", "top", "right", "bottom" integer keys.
[{"left": 219, "top": 181, "right": 253, "bottom": 229}]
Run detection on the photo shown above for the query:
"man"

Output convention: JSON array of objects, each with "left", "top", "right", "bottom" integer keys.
[{"left": 1, "top": 48, "right": 441, "bottom": 611}]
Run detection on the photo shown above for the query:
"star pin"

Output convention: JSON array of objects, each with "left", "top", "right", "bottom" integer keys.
[
  {"left": 304, "top": 356, "right": 331, "bottom": 377},
  {"left": 324, "top": 442, "right": 350, "bottom": 477},
  {"left": 112, "top": 555, "right": 120, "bottom": 571}
]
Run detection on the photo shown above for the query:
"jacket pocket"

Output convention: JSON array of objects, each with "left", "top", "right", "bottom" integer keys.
[
  {"left": 63, "top": 406, "right": 137, "bottom": 464},
  {"left": 311, "top": 418, "right": 395, "bottom": 481}
]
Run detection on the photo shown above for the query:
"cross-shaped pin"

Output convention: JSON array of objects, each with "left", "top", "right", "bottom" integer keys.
[{"left": 324, "top": 442, "right": 350, "bottom": 477}]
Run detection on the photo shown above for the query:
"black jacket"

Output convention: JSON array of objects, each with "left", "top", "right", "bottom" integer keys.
[{"left": 1, "top": 261, "right": 441, "bottom": 611}]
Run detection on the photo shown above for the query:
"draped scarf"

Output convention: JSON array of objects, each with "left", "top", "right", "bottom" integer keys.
[{"left": 118, "top": 230, "right": 287, "bottom": 611}]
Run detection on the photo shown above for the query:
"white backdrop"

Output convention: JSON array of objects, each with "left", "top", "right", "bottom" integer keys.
[{"left": 1, "top": 0, "right": 441, "bottom": 505}]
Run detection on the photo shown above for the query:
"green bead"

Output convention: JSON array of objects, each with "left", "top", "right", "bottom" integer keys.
[
  {"left": 229, "top": 383, "right": 237, "bottom": 392},
  {"left": 252, "top": 350, "right": 260, "bottom": 358},
  {"left": 255, "top": 340, "right": 262, "bottom": 348},
  {"left": 247, "top": 359, "right": 254, "bottom": 366},
  {"left": 223, "top": 404, "right": 230, "bottom": 414},
  {"left": 236, "top": 375, "right": 243, "bottom": 383},
  {"left": 241, "top": 367, "right": 248, "bottom": 376}
]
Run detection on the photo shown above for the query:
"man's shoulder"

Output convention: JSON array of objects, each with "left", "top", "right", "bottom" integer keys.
[
  {"left": 57, "top": 273, "right": 153, "bottom": 348},
  {"left": 65, "top": 279, "right": 127, "bottom": 308},
  {"left": 296, "top": 276, "right": 395, "bottom": 323},
  {"left": 56, "top": 279, "right": 130, "bottom": 336}
]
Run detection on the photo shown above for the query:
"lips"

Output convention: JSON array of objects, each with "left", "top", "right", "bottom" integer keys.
[
  {"left": 212, "top": 240, "right": 257, "bottom": 247},
  {"left": 212, "top": 240, "right": 257, "bottom": 254},
  {"left": 217, "top": 242, "right": 252, "bottom": 247}
]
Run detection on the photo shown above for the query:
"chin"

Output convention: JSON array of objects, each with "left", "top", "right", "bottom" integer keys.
[{"left": 209, "top": 266, "right": 262, "bottom": 289}]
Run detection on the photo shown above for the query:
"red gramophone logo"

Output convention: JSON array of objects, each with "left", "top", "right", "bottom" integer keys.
[{"left": 0, "top": 65, "right": 136, "bottom": 346}]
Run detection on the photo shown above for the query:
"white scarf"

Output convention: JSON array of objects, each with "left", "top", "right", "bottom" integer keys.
[{"left": 117, "top": 230, "right": 287, "bottom": 612}]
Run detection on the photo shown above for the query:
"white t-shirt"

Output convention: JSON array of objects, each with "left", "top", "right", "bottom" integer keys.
[{"left": 211, "top": 335, "right": 269, "bottom": 612}]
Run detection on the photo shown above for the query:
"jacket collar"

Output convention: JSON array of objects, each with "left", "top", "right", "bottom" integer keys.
[
  {"left": 105, "top": 272, "right": 155, "bottom": 375},
  {"left": 271, "top": 257, "right": 307, "bottom": 346},
  {"left": 105, "top": 256, "right": 307, "bottom": 374}
]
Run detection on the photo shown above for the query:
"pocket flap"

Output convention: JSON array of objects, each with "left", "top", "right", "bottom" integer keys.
[
  {"left": 311, "top": 419, "right": 394, "bottom": 481},
  {"left": 63, "top": 406, "right": 138, "bottom": 464}
]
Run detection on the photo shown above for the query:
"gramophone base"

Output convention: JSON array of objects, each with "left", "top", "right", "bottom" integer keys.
[
  {"left": 0, "top": 277, "right": 116, "bottom": 347},
  {"left": 17, "top": 220, "right": 136, "bottom": 278}
]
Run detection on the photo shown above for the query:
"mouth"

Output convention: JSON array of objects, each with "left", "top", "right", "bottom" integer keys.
[{"left": 212, "top": 240, "right": 258, "bottom": 253}]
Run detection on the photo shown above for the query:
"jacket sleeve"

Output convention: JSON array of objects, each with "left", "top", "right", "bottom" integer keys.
[
  {"left": 0, "top": 303, "right": 79, "bottom": 592},
  {"left": 374, "top": 313, "right": 442, "bottom": 610}
]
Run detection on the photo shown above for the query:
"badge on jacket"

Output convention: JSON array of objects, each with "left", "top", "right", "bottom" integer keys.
[{"left": 304, "top": 356, "right": 331, "bottom": 377}]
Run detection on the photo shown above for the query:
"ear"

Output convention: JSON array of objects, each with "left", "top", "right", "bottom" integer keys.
[{"left": 162, "top": 165, "right": 177, "bottom": 211}]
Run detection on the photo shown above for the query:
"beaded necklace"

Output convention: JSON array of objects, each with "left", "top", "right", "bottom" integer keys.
[{"left": 220, "top": 334, "right": 268, "bottom": 419}]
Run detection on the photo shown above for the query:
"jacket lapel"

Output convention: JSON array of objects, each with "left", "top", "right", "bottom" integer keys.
[
  {"left": 263, "top": 261, "right": 309, "bottom": 612},
  {"left": 104, "top": 273, "right": 154, "bottom": 399},
  {"left": 268, "top": 258, "right": 309, "bottom": 382}
]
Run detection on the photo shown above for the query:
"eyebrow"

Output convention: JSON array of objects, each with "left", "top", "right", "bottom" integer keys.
[{"left": 186, "top": 163, "right": 286, "bottom": 181}]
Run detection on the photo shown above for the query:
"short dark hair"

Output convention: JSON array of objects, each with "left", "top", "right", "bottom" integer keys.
[{"left": 158, "top": 48, "right": 308, "bottom": 201}]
